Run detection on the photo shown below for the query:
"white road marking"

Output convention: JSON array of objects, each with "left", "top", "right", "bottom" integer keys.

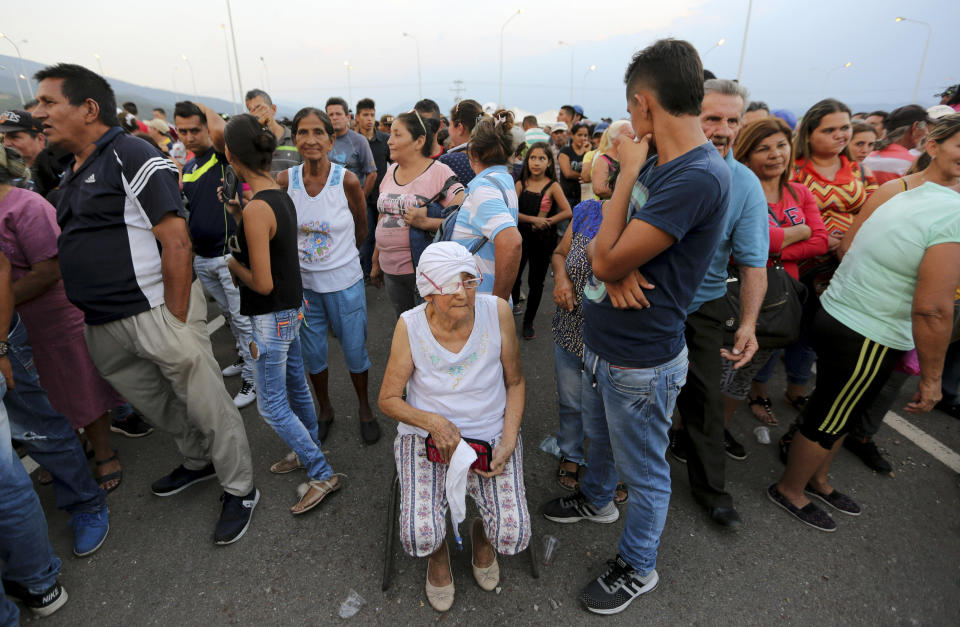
[
  {"left": 883, "top": 411, "right": 960, "bottom": 474},
  {"left": 18, "top": 316, "right": 227, "bottom": 476}
]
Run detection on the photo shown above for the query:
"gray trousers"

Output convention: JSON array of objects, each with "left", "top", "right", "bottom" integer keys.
[{"left": 84, "top": 281, "right": 254, "bottom": 496}]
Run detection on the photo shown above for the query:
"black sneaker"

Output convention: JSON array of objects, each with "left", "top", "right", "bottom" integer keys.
[
  {"left": 1, "top": 579, "right": 68, "bottom": 617},
  {"left": 724, "top": 429, "right": 747, "bottom": 460},
  {"left": 110, "top": 410, "right": 154, "bottom": 438},
  {"left": 668, "top": 428, "right": 687, "bottom": 463},
  {"left": 522, "top": 323, "right": 536, "bottom": 340},
  {"left": 151, "top": 463, "right": 217, "bottom": 497},
  {"left": 580, "top": 555, "right": 659, "bottom": 615},
  {"left": 843, "top": 437, "right": 892, "bottom": 473},
  {"left": 542, "top": 491, "right": 619, "bottom": 524},
  {"left": 214, "top": 488, "right": 260, "bottom": 545}
]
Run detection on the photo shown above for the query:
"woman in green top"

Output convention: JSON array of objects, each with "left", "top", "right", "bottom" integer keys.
[{"left": 769, "top": 118, "right": 960, "bottom": 532}]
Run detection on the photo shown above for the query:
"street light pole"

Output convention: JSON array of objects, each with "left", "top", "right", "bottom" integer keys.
[
  {"left": 259, "top": 56, "right": 271, "bottom": 93},
  {"left": 402, "top": 33, "right": 422, "bottom": 100},
  {"left": 822, "top": 61, "right": 852, "bottom": 97},
  {"left": 344, "top": 61, "right": 353, "bottom": 107},
  {"left": 0, "top": 32, "right": 34, "bottom": 99},
  {"left": 498, "top": 9, "right": 522, "bottom": 107},
  {"left": 221, "top": 24, "right": 238, "bottom": 114},
  {"left": 94, "top": 53, "right": 105, "bottom": 76},
  {"left": 736, "top": 0, "right": 753, "bottom": 82},
  {"left": 896, "top": 17, "right": 933, "bottom": 103},
  {"left": 181, "top": 54, "right": 198, "bottom": 100},
  {"left": 226, "top": 0, "right": 244, "bottom": 105},
  {"left": 581, "top": 64, "right": 596, "bottom": 106},
  {"left": 559, "top": 41, "right": 574, "bottom": 103},
  {"left": 0, "top": 64, "right": 25, "bottom": 106}
]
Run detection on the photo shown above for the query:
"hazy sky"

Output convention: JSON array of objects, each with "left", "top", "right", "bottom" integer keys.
[{"left": 3, "top": 0, "right": 956, "bottom": 118}]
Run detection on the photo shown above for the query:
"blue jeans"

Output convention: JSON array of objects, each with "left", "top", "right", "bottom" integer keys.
[
  {"left": 578, "top": 344, "right": 688, "bottom": 576},
  {"left": 554, "top": 343, "right": 585, "bottom": 465},
  {"left": 194, "top": 254, "right": 254, "bottom": 382},
  {"left": 249, "top": 309, "right": 333, "bottom": 481},
  {"left": 300, "top": 281, "right": 371, "bottom": 375},
  {"left": 4, "top": 316, "right": 105, "bottom": 516},
  {"left": 752, "top": 339, "right": 817, "bottom": 386},
  {"left": 0, "top": 377, "right": 62, "bottom": 626}
]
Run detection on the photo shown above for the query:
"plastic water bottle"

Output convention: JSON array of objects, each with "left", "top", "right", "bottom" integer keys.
[{"left": 754, "top": 426, "right": 771, "bottom": 444}]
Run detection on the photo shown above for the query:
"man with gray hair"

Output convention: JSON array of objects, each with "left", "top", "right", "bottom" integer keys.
[
  {"left": 244, "top": 88, "right": 302, "bottom": 174},
  {"left": 669, "top": 78, "right": 769, "bottom": 529}
]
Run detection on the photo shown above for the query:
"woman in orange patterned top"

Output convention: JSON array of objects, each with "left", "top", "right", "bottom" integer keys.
[
  {"left": 777, "top": 99, "right": 877, "bottom": 412},
  {"left": 793, "top": 99, "right": 877, "bottom": 259}
]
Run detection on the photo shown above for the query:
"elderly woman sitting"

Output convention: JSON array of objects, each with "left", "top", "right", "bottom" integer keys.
[{"left": 378, "top": 242, "right": 529, "bottom": 612}]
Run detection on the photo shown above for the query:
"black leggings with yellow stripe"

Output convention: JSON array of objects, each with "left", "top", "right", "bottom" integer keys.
[{"left": 799, "top": 308, "right": 904, "bottom": 449}]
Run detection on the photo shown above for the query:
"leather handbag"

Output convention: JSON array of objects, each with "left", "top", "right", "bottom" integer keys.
[{"left": 722, "top": 255, "right": 807, "bottom": 349}]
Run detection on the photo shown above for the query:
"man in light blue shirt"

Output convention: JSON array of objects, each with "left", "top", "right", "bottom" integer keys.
[{"left": 673, "top": 79, "right": 769, "bottom": 529}]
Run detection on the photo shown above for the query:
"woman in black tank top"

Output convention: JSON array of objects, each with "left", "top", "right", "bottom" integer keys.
[
  {"left": 225, "top": 114, "right": 342, "bottom": 516},
  {"left": 511, "top": 143, "right": 572, "bottom": 339}
]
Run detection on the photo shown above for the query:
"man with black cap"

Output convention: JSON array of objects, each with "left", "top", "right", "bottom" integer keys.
[
  {"left": 0, "top": 109, "right": 62, "bottom": 198},
  {"left": 863, "top": 104, "right": 932, "bottom": 184}
]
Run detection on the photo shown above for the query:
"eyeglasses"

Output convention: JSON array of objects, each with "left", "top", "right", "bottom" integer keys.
[{"left": 421, "top": 271, "right": 482, "bottom": 295}]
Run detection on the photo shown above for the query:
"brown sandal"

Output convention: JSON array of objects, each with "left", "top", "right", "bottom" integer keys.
[
  {"left": 748, "top": 396, "right": 779, "bottom": 426},
  {"left": 270, "top": 451, "right": 304, "bottom": 474},
  {"left": 291, "top": 475, "right": 341, "bottom": 515}
]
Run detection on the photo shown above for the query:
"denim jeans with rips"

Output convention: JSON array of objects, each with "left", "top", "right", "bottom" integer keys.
[
  {"left": 194, "top": 254, "right": 254, "bottom": 382},
  {"left": 578, "top": 344, "right": 688, "bottom": 576},
  {"left": 249, "top": 309, "right": 333, "bottom": 482}
]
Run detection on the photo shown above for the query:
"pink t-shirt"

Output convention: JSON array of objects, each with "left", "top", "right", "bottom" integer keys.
[
  {"left": 375, "top": 161, "right": 461, "bottom": 276},
  {"left": 0, "top": 187, "right": 85, "bottom": 343}
]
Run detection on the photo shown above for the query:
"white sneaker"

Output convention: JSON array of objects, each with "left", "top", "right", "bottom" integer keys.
[
  {"left": 233, "top": 380, "right": 256, "bottom": 408},
  {"left": 222, "top": 357, "right": 244, "bottom": 378}
]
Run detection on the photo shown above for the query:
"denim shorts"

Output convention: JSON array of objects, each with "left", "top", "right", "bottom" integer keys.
[{"left": 299, "top": 280, "right": 371, "bottom": 375}]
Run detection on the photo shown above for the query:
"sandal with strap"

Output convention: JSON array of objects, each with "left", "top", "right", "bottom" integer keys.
[
  {"left": 556, "top": 459, "right": 581, "bottom": 491},
  {"left": 291, "top": 475, "right": 342, "bottom": 515},
  {"left": 614, "top": 481, "right": 629, "bottom": 505},
  {"left": 95, "top": 450, "right": 122, "bottom": 493},
  {"left": 784, "top": 394, "right": 809, "bottom": 412},
  {"left": 748, "top": 396, "right": 779, "bottom": 426}
]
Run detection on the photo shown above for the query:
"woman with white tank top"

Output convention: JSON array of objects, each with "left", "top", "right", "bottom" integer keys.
[
  {"left": 276, "top": 108, "right": 381, "bottom": 451},
  {"left": 378, "top": 242, "right": 530, "bottom": 613}
]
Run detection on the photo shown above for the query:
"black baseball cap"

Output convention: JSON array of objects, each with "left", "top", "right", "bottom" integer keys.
[
  {"left": 884, "top": 105, "right": 932, "bottom": 132},
  {"left": 0, "top": 109, "right": 42, "bottom": 133}
]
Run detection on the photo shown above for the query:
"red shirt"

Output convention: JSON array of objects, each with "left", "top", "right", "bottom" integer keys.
[{"left": 767, "top": 182, "right": 829, "bottom": 280}]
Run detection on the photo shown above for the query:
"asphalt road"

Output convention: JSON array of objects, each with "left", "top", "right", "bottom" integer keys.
[{"left": 18, "top": 275, "right": 960, "bottom": 625}]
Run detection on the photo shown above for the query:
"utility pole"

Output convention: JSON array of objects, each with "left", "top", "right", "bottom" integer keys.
[{"left": 451, "top": 80, "right": 465, "bottom": 103}]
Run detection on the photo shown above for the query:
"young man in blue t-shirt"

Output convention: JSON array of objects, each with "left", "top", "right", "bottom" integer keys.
[{"left": 541, "top": 39, "right": 731, "bottom": 615}]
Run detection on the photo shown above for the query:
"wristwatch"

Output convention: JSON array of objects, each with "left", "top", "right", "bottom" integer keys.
[{"left": 0, "top": 341, "right": 8, "bottom": 357}]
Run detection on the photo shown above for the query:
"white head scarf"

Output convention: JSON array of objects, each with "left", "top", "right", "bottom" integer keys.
[{"left": 416, "top": 242, "right": 479, "bottom": 297}]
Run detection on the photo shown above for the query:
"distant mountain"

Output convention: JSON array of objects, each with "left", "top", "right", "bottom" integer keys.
[{"left": 0, "top": 53, "right": 239, "bottom": 117}]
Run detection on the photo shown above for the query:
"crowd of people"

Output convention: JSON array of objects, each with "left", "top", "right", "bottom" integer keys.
[{"left": 0, "top": 37, "right": 958, "bottom": 621}]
